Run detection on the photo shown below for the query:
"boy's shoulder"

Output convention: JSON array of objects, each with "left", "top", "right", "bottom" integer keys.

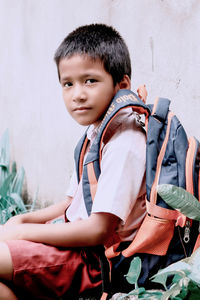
[{"left": 102, "top": 107, "right": 146, "bottom": 149}]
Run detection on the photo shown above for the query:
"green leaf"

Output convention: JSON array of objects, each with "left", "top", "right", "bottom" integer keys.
[
  {"left": 0, "top": 129, "right": 10, "bottom": 168},
  {"left": 125, "top": 256, "right": 141, "bottom": 286},
  {"left": 11, "top": 167, "right": 25, "bottom": 195},
  {"left": 143, "top": 290, "right": 163, "bottom": 298},
  {"left": 151, "top": 261, "right": 191, "bottom": 291},
  {"left": 0, "top": 173, "right": 15, "bottom": 198},
  {"left": 185, "top": 248, "right": 200, "bottom": 285},
  {"left": 127, "top": 287, "right": 145, "bottom": 296},
  {"left": 187, "top": 280, "right": 200, "bottom": 299},
  {"left": 151, "top": 273, "right": 168, "bottom": 290},
  {"left": 157, "top": 184, "right": 200, "bottom": 221},
  {"left": 173, "top": 273, "right": 185, "bottom": 284},
  {"left": 153, "top": 261, "right": 191, "bottom": 277},
  {"left": 9, "top": 193, "right": 27, "bottom": 212},
  {"left": 161, "top": 282, "right": 182, "bottom": 300},
  {"left": 11, "top": 161, "right": 17, "bottom": 175}
]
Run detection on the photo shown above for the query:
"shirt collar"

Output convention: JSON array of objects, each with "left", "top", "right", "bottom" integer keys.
[{"left": 86, "top": 124, "right": 99, "bottom": 142}]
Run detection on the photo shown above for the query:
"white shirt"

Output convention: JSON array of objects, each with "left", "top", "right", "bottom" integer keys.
[{"left": 66, "top": 108, "right": 146, "bottom": 242}]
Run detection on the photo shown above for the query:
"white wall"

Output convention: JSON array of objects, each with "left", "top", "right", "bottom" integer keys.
[{"left": 0, "top": 0, "right": 200, "bottom": 206}]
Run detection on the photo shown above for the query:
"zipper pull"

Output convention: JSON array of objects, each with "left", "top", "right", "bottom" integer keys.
[{"left": 183, "top": 220, "right": 190, "bottom": 243}]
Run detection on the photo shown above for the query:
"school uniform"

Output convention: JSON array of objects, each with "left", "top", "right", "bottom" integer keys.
[{"left": 6, "top": 108, "right": 146, "bottom": 299}]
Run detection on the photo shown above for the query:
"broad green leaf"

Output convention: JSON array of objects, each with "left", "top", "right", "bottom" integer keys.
[
  {"left": 151, "top": 261, "right": 191, "bottom": 277},
  {"left": 125, "top": 256, "right": 141, "bottom": 286},
  {"left": 151, "top": 262, "right": 191, "bottom": 285},
  {"left": 157, "top": 184, "right": 200, "bottom": 221},
  {"left": 188, "top": 247, "right": 200, "bottom": 266},
  {"left": 185, "top": 248, "right": 200, "bottom": 285},
  {"left": 151, "top": 273, "right": 168, "bottom": 290}
]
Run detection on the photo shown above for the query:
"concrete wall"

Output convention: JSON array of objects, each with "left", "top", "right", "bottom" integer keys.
[{"left": 0, "top": 0, "right": 200, "bottom": 206}]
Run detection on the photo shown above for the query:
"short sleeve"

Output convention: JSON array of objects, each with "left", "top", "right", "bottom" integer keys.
[
  {"left": 91, "top": 117, "right": 146, "bottom": 223},
  {"left": 66, "top": 168, "right": 78, "bottom": 198}
]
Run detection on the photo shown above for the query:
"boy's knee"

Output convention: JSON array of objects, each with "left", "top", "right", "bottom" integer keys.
[
  {"left": 0, "top": 242, "right": 13, "bottom": 281},
  {"left": 0, "top": 282, "right": 18, "bottom": 300}
]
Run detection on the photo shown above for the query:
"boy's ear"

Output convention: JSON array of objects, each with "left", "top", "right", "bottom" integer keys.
[{"left": 118, "top": 75, "right": 131, "bottom": 90}]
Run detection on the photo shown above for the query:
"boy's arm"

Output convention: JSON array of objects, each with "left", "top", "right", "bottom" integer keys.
[
  {"left": 4, "top": 197, "right": 72, "bottom": 226},
  {"left": 0, "top": 212, "right": 120, "bottom": 247}
]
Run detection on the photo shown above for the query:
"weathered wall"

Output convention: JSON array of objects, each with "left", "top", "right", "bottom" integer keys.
[{"left": 0, "top": 0, "right": 200, "bottom": 206}]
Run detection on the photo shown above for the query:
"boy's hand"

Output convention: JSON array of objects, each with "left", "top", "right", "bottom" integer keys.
[
  {"left": 137, "top": 84, "right": 147, "bottom": 104},
  {"left": 4, "top": 214, "right": 25, "bottom": 227}
]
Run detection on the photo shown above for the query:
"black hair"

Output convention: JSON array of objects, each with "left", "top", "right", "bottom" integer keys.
[{"left": 54, "top": 23, "right": 131, "bottom": 85}]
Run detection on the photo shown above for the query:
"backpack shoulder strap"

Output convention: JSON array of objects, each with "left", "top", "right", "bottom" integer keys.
[
  {"left": 87, "top": 89, "right": 150, "bottom": 162},
  {"left": 151, "top": 97, "right": 171, "bottom": 121},
  {"left": 75, "top": 89, "right": 150, "bottom": 216},
  {"left": 146, "top": 97, "right": 171, "bottom": 203},
  {"left": 74, "top": 132, "right": 89, "bottom": 183}
]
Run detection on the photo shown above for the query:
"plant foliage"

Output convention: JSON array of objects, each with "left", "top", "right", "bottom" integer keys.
[
  {"left": 116, "top": 250, "right": 200, "bottom": 299},
  {"left": 0, "top": 129, "right": 35, "bottom": 223},
  {"left": 114, "top": 184, "right": 200, "bottom": 299},
  {"left": 157, "top": 184, "right": 200, "bottom": 221}
]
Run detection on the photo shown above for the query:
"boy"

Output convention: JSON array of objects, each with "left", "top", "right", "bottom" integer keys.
[{"left": 0, "top": 24, "right": 146, "bottom": 299}]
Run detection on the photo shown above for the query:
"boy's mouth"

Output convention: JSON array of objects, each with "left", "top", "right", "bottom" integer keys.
[{"left": 74, "top": 106, "right": 92, "bottom": 112}]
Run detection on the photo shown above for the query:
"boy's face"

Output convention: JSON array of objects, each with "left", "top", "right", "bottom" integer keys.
[{"left": 59, "top": 54, "right": 119, "bottom": 126}]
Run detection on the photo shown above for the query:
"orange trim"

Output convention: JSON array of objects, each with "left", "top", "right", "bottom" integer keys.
[
  {"left": 145, "top": 117, "right": 149, "bottom": 133},
  {"left": 105, "top": 242, "right": 121, "bottom": 259},
  {"left": 146, "top": 199, "right": 183, "bottom": 221},
  {"left": 150, "top": 112, "right": 174, "bottom": 206},
  {"left": 100, "top": 292, "right": 108, "bottom": 300},
  {"left": 87, "top": 163, "right": 98, "bottom": 201},
  {"left": 99, "top": 105, "right": 149, "bottom": 163},
  {"left": 79, "top": 137, "right": 89, "bottom": 180},
  {"left": 152, "top": 97, "right": 159, "bottom": 115},
  {"left": 186, "top": 137, "right": 196, "bottom": 195}
]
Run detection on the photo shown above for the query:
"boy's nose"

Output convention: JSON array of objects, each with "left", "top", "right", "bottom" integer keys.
[{"left": 72, "top": 84, "right": 87, "bottom": 102}]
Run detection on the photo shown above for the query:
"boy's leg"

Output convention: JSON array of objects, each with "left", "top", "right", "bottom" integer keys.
[
  {"left": 0, "top": 242, "right": 13, "bottom": 280},
  {"left": 0, "top": 242, "right": 17, "bottom": 300},
  {"left": 0, "top": 282, "right": 18, "bottom": 300}
]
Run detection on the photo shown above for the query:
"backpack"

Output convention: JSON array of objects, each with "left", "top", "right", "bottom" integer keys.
[{"left": 74, "top": 88, "right": 200, "bottom": 296}]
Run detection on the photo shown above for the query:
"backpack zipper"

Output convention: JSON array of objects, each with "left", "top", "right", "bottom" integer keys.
[{"left": 183, "top": 220, "right": 191, "bottom": 243}]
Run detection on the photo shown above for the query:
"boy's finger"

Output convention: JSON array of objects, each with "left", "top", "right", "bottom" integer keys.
[{"left": 137, "top": 84, "right": 147, "bottom": 104}]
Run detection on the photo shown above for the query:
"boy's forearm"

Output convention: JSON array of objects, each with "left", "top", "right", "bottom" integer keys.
[
  {"left": 14, "top": 198, "right": 72, "bottom": 224},
  {"left": 1, "top": 213, "right": 119, "bottom": 248}
]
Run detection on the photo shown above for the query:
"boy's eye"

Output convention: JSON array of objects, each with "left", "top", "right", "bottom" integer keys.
[
  {"left": 64, "top": 82, "right": 73, "bottom": 88},
  {"left": 85, "top": 79, "right": 97, "bottom": 84}
]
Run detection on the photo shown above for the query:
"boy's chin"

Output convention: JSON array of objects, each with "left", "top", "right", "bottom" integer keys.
[
  {"left": 75, "top": 118, "right": 101, "bottom": 127},
  {"left": 75, "top": 120, "right": 94, "bottom": 127}
]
